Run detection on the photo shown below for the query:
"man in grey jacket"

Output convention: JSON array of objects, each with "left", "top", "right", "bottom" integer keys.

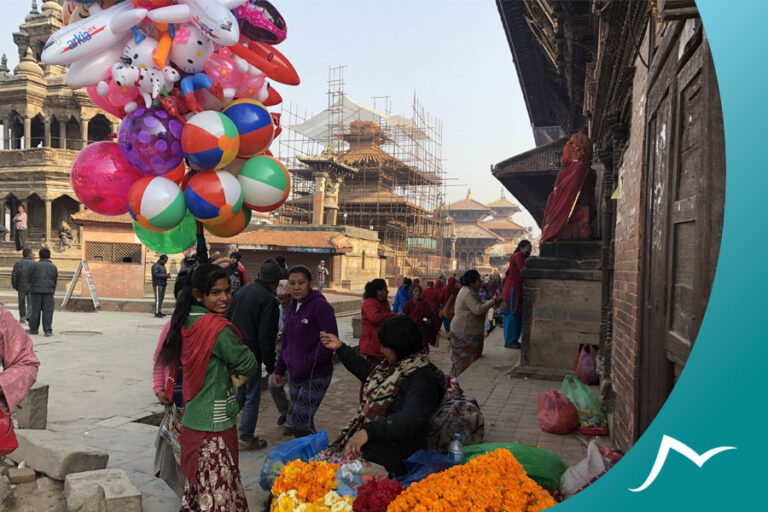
[
  {"left": 11, "top": 248, "right": 35, "bottom": 323},
  {"left": 28, "top": 248, "right": 58, "bottom": 337}
]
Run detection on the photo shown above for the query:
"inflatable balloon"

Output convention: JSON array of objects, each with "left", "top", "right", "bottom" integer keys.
[
  {"left": 222, "top": 99, "right": 274, "bottom": 157},
  {"left": 127, "top": 176, "right": 186, "bottom": 231},
  {"left": 66, "top": 37, "right": 127, "bottom": 89},
  {"left": 86, "top": 85, "right": 123, "bottom": 118},
  {"left": 238, "top": 155, "right": 290, "bottom": 212},
  {"left": 164, "top": 161, "right": 187, "bottom": 185},
  {"left": 236, "top": 0, "right": 287, "bottom": 45},
  {"left": 184, "top": 170, "right": 244, "bottom": 224},
  {"left": 63, "top": 1, "right": 122, "bottom": 26},
  {"left": 181, "top": 111, "right": 240, "bottom": 170},
  {"left": 147, "top": 0, "right": 243, "bottom": 46},
  {"left": 71, "top": 141, "right": 144, "bottom": 215},
  {"left": 133, "top": 209, "right": 197, "bottom": 254},
  {"left": 204, "top": 207, "right": 252, "bottom": 238},
  {"left": 118, "top": 106, "right": 185, "bottom": 175}
]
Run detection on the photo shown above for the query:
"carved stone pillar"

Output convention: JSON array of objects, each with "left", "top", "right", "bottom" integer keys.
[
  {"left": 312, "top": 172, "right": 327, "bottom": 225},
  {"left": 44, "top": 198, "right": 52, "bottom": 244},
  {"left": 23, "top": 116, "right": 31, "bottom": 149},
  {"left": 3, "top": 117, "right": 9, "bottom": 148},
  {"left": 80, "top": 117, "right": 89, "bottom": 149},
  {"left": 324, "top": 177, "right": 342, "bottom": 226},
  {"left": 44, "top": 118, "right": 51, "bottom": 147},
  {"left": 59, "top": 121, "right": 66, "bottom": 150}
]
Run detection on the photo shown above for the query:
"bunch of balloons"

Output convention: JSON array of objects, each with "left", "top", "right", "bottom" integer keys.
[{"left": 45, "top": 0, "right": 294, "bottom": 253}]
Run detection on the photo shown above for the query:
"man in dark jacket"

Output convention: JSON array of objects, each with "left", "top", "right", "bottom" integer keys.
[
  {"left": 11, "top": 248, "right": 35, "bottom": 323},
  {"left": 28, "top": 248, "right": 58, "bottom": 337},
  {"left": 226, "top": 258, "right": 282, "bottom": 449},
  {"left": 151, "top": 255, "right": 170, "bottom": 318}
]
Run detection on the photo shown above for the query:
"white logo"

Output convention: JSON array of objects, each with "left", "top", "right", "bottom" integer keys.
[{"left": 629, "top": 435, "right": 736, "bottom": 492}]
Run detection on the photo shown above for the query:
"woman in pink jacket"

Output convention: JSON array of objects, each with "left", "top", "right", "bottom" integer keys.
[{"left": 0, "top": 302, "right": 40, "bottom": 444}]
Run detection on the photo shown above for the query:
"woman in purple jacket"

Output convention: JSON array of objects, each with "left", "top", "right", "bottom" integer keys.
[{"left": 273, "top": 265, "right": 338, "bottom": 437}]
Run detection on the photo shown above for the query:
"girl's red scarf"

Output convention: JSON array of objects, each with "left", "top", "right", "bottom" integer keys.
[{"left": 180, "top": 313, "right": 242, "bottom": 404}]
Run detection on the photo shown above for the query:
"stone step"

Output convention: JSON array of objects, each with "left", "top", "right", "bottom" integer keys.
[
  {"left": 65, "top": 469, "right": 141, "bottom": 512},
  {"left": 7, "top": 429, "right": 109, "bottom": 480},
  {"left": 525, "top": 257, "right": 601, "bottom": 270}
]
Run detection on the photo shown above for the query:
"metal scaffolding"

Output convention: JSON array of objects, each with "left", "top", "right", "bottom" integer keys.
[{"left": 275, "top": 66, "right": 447, "bottom": 277}]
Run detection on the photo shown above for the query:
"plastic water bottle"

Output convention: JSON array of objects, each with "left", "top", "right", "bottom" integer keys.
[{"left": 448, "top": 433, "right": 464, "bottom": 465}]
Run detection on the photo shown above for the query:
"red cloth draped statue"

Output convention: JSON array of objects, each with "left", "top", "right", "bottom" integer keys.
[{"left": 540, "top": 133, "right": 596, "bottom": 242}]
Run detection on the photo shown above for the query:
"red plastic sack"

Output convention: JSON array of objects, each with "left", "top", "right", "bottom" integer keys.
[
  {"left": 537, "top": 391, "right": 579, "bottom": 434},
  {"left": 575, "top": 345, "right": 598, "bottom": 385}
]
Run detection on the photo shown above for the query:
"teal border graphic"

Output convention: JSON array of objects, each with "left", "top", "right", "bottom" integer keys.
[{"left": 555, "top": 1, "right": 767, "bottom": 509}]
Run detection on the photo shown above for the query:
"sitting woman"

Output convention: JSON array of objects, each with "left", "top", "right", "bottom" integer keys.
[
  {"left": 319, "top": 316, "right": 446, "bottom": 475},
  {"left": 59, "top": 221, "right": 73, "bottom": 248}
]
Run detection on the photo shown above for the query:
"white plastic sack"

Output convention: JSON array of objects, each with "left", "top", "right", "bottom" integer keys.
[{"left": 559, "top": 440, "right": 607, "bottom": 498}]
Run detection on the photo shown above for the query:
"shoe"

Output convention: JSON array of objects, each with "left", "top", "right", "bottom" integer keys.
[
  {"left": 44, "top": 332, "right": 53, "bottom": 337},
  {"left": 277, "top": 414, "right": 287, "bottom": 426},
  {"left": 283, "top": 426, "right": 296, "bottom": 436},
  {"left": 505, "top": 342, "right": 522, "bottom": 349},
  {"left": 19, "top": 317, "right": 26, "bottom": 324},
  {"left": 26, "top": 329, "right": 38, "bottom": 335},
  {"left": 154, "top": 313, "right": 166, "bottom": 318},
  {"left": 238, "top": 435, "right": 267, "bottom": 451}
]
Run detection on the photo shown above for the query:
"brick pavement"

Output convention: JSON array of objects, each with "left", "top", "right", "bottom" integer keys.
[{"left": 22, "top": 309, "right": 587, "bottom": 512}]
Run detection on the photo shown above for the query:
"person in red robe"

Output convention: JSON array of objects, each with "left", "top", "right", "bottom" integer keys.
[
  {"left": 500, "top": 240, "right": 532, "bottom": 348},
  {"left": 440, "top": 276, "right": 460, "bottom": 333},
  {"left": 421, "top": 281, "right": 439, "bottom": 312},
  {"left": 403, "top": 285, "right": 440, "bottom": 349},
  {"left": 540, "top": 132, "right": 596, "bottom": 242}
]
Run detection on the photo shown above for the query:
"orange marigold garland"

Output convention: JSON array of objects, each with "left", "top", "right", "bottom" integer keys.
[
  {"left": 386, "top": 449, "right": 557, "bottom": 512},
  {"left": 272, "top": 460, "right": 340, "bottom": 503}
]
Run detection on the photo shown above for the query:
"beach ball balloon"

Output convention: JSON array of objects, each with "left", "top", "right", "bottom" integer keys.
[
  {"left": 204, "top": 207, "right": 252, "bottom": 238},
  {"left": 181, "top": 110, "right": 240, "bottom": 170},
  {"left": 164, "top": 161, "right": 187, "bottom": 185},
  {"left": 184, "top": 170, "right": 244, "bottom": 224},
  {"left": 117, "top": 105, "right": 184, "bottom": 175},
  {"left": 238, "top": 156, "right": 291, "bottom": 212},
  {"left": 134, "top": 209, "right": 197, "bottom": 254},
  {"left": 71, "top": 141, "right": 144, "bottom": 215},
  {"left": 222, "top": 99, "right": 275, "bottom": 158},
  {"left": 127, "top": 176, "right": 186, "bottom": 231}
]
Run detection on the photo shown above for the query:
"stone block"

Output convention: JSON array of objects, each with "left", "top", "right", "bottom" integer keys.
[
  {"left": 7, "top": 430, "right": 109, "bottom": 480},
  {"left": 65, "top": 469, "right": 142, "bottom": 512},
  {"left": 351, "top": 316, "right": 362, "bottom": 338},
  {"left": 15, "top": 383, "right": 49, "bottom": 429},
  {"left": 0, "top": 474, "right": 12, "bottom": 508},
  {"left": 8, "top": 467, "right": 36, "bottom": 483}
]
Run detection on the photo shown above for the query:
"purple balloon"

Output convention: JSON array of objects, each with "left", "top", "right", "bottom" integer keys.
[{"left": 118, "top": 106, "right": 185, "bottom": 175}]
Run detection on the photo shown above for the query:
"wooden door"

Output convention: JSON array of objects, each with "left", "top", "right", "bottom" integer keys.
[{"left": 638, "top": 22, "right": 725, "bottom": 435}]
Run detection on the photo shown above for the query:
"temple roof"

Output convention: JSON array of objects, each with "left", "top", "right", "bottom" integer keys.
[
  {"left": 446, "top": 190, "right": 494, "bottom": 213},
  {"left": 442, "top": 222, "right": 502, "bottom": 241},
  {"left": 481, "top": 218, "right": 526, "bottom": 231},
  {"left": 208, "top": 229, "right": 354, "bottom": 253},
  {"left": 485, "top": 190, "right": 521, "bottom": 214},
  {"left": 72, "top": 211, "right": 132, "bottom": 225}
]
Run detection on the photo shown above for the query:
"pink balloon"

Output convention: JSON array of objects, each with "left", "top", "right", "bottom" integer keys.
[
  {"left": 87, "top": 85, "right": 122, "bottom": 118},
  {"left": 204, "top": 49, "right": 243, "bottom": 88},
  {"left": 236, "top": 74, "right": 267, "bottom": 99},
  {"left": 71, "top": 141, "right": 144, "bottom": 215},
  {"left": 106, "top": 81, "right": 139, "bottom": 107}
]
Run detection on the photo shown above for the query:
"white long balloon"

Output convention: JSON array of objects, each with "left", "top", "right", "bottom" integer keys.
[
  {"left": 41, "top": 2, "right": 148, "bottom": 66},
  {"left": 66, "top": 35, "right": 131, "bottom": 89}
]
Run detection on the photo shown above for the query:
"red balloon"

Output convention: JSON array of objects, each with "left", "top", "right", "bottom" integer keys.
[{"left": 71, "top": 142, "right": 144, "bottom": 215}]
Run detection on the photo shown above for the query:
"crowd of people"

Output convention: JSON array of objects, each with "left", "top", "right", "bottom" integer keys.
[{"left": 144, "top": 239, "right": 531, "bottom": 510}]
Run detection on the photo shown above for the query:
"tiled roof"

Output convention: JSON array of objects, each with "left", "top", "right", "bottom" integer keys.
[
  {"left": 71, "top": 210, "right": 133, "bottom": 225},
  {"left": 481, "top": 218, "right": 526, "bottom": 231},
  {"left": 446, "top": 198, "right": 493, "bottom": 212},
  {"left": 207, "top": 229, "right": 354, "bottom": 253},
  {"left": 443, "top": 223, "right": 502, "bottom": 241}
]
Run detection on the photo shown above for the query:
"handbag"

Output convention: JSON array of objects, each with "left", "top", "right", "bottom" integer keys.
[
  {"left": 159, "top": 403, "right": 183, "bottom": 465},
  {"left": 0, "top": 407, "right": 18, "bottom": 456}
]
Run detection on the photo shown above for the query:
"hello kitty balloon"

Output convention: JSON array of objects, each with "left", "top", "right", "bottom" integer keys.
[{"left": 169, "top": 24, "right": 215, "bottom": 74}]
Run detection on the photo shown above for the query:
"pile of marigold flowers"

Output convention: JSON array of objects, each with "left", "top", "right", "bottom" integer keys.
[
  {"left": 271, "top": 460, "right": 354, "bottom": 512},
  {"left": 386, "top": 449, "right": 557, "bottom": 512}
]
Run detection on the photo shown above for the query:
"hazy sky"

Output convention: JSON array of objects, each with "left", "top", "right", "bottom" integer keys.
[{"left": 0, "top": 0, "right": 539, "bottom": 231}]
